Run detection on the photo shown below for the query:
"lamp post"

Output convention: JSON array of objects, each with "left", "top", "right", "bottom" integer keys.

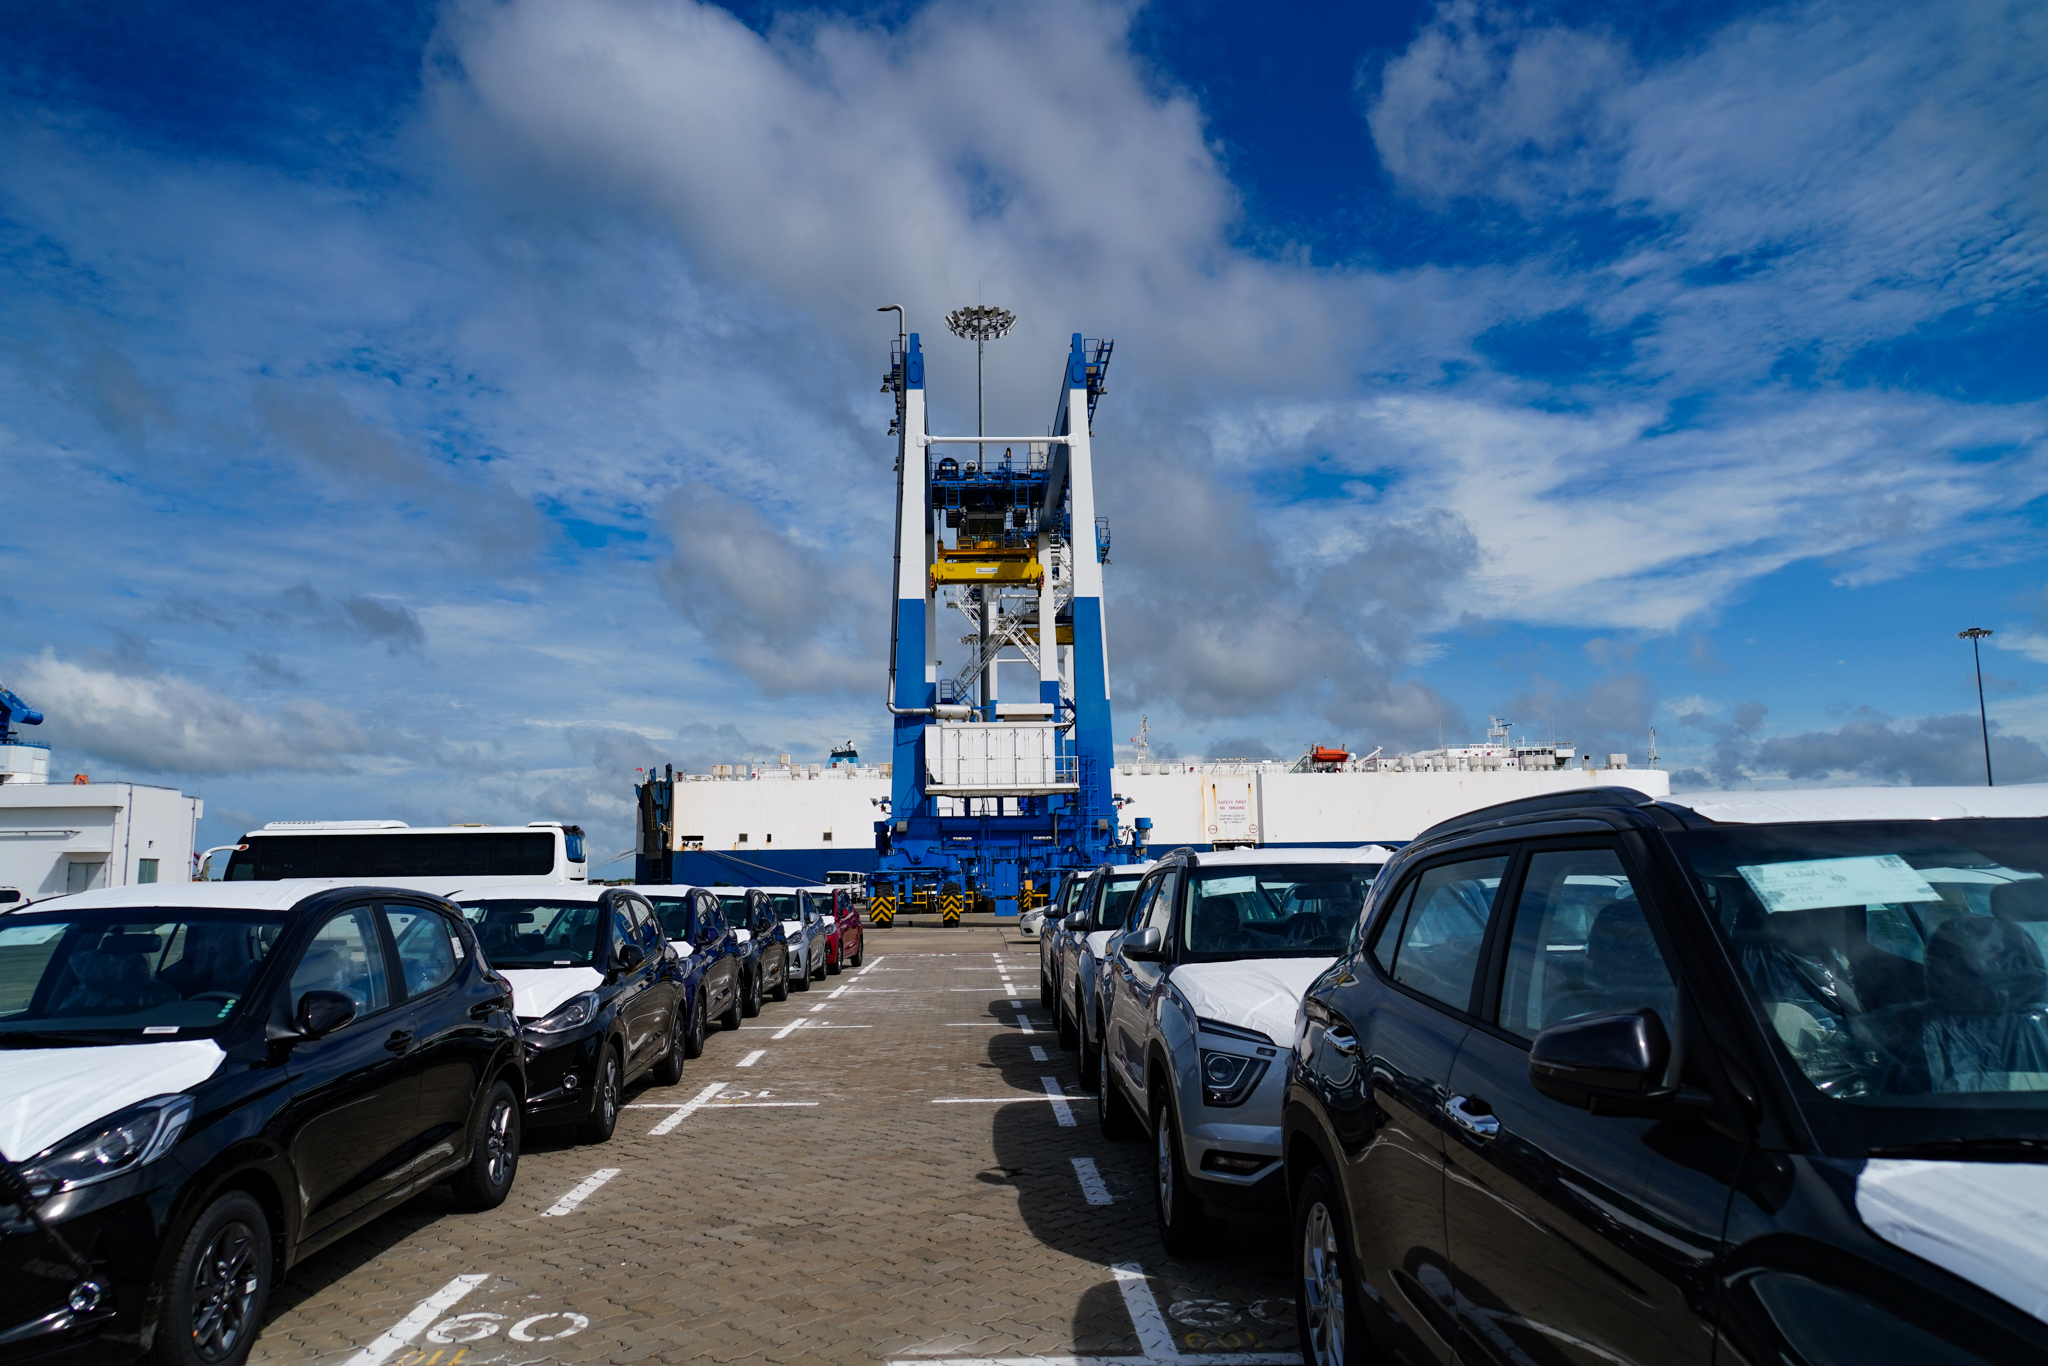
[
  {"left": 1958, "top": 627, "right": 1995, "bottom": 786},
  {"left": 944, "top": 304, "right": 1016, "bottom": 465}
]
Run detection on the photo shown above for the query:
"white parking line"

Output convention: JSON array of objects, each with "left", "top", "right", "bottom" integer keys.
[
  {"left": 827, "top": 984, "right": 849, "bottom": 998},
  {"left": 736, "top": 1049, "right": 767, "bottom": 1067},
  {"left": 1042, "top": 1076, "right": 1074, "bottom": 1126},
  {"left": 1113, "top": 1263, "right": 1181, "bottom": 1359},
  {"left": 772, "top": 1017, "right": 808, "bottom": 1040},
  {"left": 708, "top": 1100, "right": 820, "bottom": 1108},
  {"left": 1072, "top": 1157, "right": 1112, "bottom": 1205},
  {"left": 1014, "top": 1011, "right": 1036, "bottom": 1035},
  {"left": 649, "top": 1081, "right": 727, "bottom": 1134},
  {"left": 1030, "top": 1046, "right": 1048, "bottom": 1061},
  {"left": 930, "top": 1096, "right": 1096, "bottom": 1105},
  {"left": 343, "top": 1274, "right": 487, "bottom": 1366},
  {"left": 541, "top": 1168, "right": 619, "bottom": 1217}
]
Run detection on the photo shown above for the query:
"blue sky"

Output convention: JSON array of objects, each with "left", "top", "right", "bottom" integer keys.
[{"left": 3, "top": 0, "right": 2045, "bottom": 865}]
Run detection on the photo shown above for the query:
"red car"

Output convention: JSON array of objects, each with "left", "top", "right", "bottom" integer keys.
[{"left": 807, "top": 886, "right": 865, "bottom": 971}]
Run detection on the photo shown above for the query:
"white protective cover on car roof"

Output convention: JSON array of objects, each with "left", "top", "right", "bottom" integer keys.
[
  {"left": 1856, "top": 1158, "right": 2048, "bottom": 1325},
  {"left": 1173, "top": 958, "right": 1335, "bottom": 1046},
  {"left": 0, "top": 1041, "right": 225, "bottom": 1161},
  {"left": 1668, "top": 786, "right": 2048, "bottom": 824}
]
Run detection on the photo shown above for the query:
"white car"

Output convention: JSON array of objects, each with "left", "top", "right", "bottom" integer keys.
[
  {"left": 1093, "top": 844, "right": 1392, "bottom": 1252},
  {"left": 758, "top": 886, "right": 828, "bottom": 991}
]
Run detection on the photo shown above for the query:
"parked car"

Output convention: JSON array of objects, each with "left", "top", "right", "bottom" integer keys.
[
  {"left": 1038, "top": 868, "right": 1094, "bottom": 1008},
  {"left": 1092, "top": 847, "right": 1390, "bottom": 1251},
  {"left": 1284, "top": 785, "right": 2048, "bottom": 1366},
  {"left": 0, "top": 881, "right": 523, "bottom": 1366},
  {"left": 456, "top": 884, "right": 685, "bottom": 1143},
  {"left": 1063, "top": 863, "right": 1152, "bottom": 1085},
  {"left": 762, "top": 888, "right": 826, "bottom": 990},
  {"left": 812, "top": 886, "right": 864, "bottom": 972},
  {"left": 709, "top": 890, "right": 790, "bottom": 1016},
  {"left": 638, "top": 885, "right": 744, "bottom": 1047}
]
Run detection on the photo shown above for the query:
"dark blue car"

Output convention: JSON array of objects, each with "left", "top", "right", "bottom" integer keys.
[
  {"left": 640, "top": 885, "right": 745, "bottom": 1044},
  {"left": 706, "top": 890, "right": 789, "bottom": 1017}
]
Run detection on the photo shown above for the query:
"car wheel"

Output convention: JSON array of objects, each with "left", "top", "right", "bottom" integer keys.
[
  {"left": 651, "top": 1003, "right": 688, "bottom": 1086},
  {"left": 1153, "top": 1092, "right": 1213, "bottom": 1255},
  {"left": 850, "top": 947, "right": 863, "bottom": 967},
  {"left": 1294, "top": 1164, "right": 1371, "bottom": 1366},
  {"left": 741, "top": 967, "right": 763, "bottom": 1017},
  {"left": 450, "top": 1080, "right": 521, "bottom": 1210},
  {"left": 792, "top": 956, "right": 811, "bottom": 992},
  {"left": 1040, "top": 971, "right": 1054, "bottom": 1008},
  {"left": 157, "top": 1190, "right": 270, "bottom": 1366},
  {"left": 771, "top": 955, "right": 792, "bottom": 1001},
  {"left": 1058, "top": 996, "right": 1080, "bottom": 1051},
  {"left": 1096, "top": 1050, "right": 1139, "bottom": 1140},
  {"left": 1079, "top": 1012, "right": 1101, "bottom": 1088},
  {"left": 684, "top": 989, "right": 708, "bottom": 1057},
  {"left": 719, "top": 979, "right": 744, "bottom": 1031},
  {"left": 577, "top": 1047, "right": 622, "bottom": 1143}
]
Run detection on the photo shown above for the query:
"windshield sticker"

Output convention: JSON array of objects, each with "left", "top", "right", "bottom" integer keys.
[
  {"left": 1200, "top": 876, "right": 1260, "bottom": 896},
  {"left": 1738, "top": 855, "right": 1941, "bottom": 913},
  {"left": 143, "top": 1025, "right": 179, "bottom": 1035},
  {"left": 0, "top": 924, "right": 64, "bottom": 945}
]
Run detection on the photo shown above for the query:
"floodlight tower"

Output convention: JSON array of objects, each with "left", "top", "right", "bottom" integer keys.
[{"left": 870, "top": 318, "right": 1119, "bottom": 923}]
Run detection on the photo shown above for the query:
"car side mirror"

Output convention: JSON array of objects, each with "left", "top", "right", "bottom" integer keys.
[
  {"left": 296, "top": 990, "right": 357, "bottom": 1038},
  {"left": 1065, "top": 912, "right": 1088, "bottom": 930},
  {"left": 1122, "top": 926, "right": 1165, "bottom": 962},
  {"left": 671, "top": 941, "right": 693, "bottom": 959},
  {"left": 617, "top": 943, "right": 646, "bottom": 971},
  {"left": 1529, "top": 1008, "right": 1704, "bottom": 1115}
]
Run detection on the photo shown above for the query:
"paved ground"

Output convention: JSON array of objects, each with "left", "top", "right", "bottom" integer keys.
[{"left": 250, "top": 928, "right": 1299, "bottom": 1366}]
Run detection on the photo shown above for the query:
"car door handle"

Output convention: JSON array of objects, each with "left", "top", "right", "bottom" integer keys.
[
  {"left": 384, "top": 1029, "right": 415, "bottom": 1054},
  {"left": 1445, "top": 1094, "right": 1500, "bottom": 1139},
  {"left": 1325, "top": 1027, "right": 1359, "bottom": 1057},
  {"left": 469, "top": 997, "right": 507, "bottom": 1020}
]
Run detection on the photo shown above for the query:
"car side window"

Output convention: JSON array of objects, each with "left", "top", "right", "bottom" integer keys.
[
  {"left": 290, "top": 905, "right": 392, "bottom": 1019},
  {"left": 1145, "top": 869, "right": 1181, "bottom": 936},
  {"left": 1496, "top": 847, "right": 1677, "bottom": 1042},
  {"left": 607, "top": 901, "right": 634, "bottom": 959},
  {"left": 698, "top": 899, "right": 722, "bottom": 941},
  {"left": 1382, "top": 855, "right": 1510, "bottom": 1013},
  {"left": 625, "top": 897, "right": 662, "bottom": 950},
  {"left": 1369, "top": 879, "right": 1419, "bottom": 975},
  {"left": 1124, "top": 875, "right": 1162, "bottom": 932},
  {"left": 383, "top": 905, "right": 460, "bottom": 999}
]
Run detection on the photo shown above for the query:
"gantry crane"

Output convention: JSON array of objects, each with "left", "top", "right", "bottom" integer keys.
[{"left": 867, "top": 322, "right": 1130, "bottom": 923}]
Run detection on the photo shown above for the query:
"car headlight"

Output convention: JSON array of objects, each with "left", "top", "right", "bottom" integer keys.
[
  {"left": 20, "top": 1095, "right": 195, "bottom": 1196},
  {"left": 1199, "top": 1050, "right": 1271, "bottom": 1108},
  {"left": 526, "top": 992, "right": 600, "bottom": 1036}
]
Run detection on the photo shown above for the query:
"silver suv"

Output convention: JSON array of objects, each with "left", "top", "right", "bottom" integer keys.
[{"left": 1094, "top": 845, "right": 1389, "bottom": 1252}]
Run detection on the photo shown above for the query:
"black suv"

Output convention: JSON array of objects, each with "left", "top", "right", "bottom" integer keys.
[
  {"left": 0, "top": 881, "right": 523, "bottom": 1366},
  {"left": 1285, "top": 785, "right": 2048, "bottom": 1366}
]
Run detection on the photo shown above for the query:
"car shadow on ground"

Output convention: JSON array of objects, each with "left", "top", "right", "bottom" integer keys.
[{"left": 970, "top": 991, "right": 1297, "bottom": 1358}]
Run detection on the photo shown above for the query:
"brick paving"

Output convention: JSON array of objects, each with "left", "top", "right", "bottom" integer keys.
[{"left": 249, "top": 928, "right": 1297, "bottom": 1366}]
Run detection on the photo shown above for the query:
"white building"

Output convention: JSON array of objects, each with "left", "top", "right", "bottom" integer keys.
[{"left": 0, "top": 782, "right": 205, "bottom": 905}]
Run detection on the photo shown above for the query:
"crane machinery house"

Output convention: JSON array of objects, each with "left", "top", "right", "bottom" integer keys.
[{"left": 213, "top": 820, "right": 588, "bottom": 894}]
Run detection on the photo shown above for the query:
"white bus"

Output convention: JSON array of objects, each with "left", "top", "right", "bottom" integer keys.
[{"left": 212, "top": 820, "right": 588, "bottom": 890}]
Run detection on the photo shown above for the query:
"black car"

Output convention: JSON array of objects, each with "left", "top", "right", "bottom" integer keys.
[
  {"left": 0, "top": 881, "right": 523, "bottom": 1366},
  {"left": 1284, "top": 785, "right": 2048, "bottom": 1366},
  {"left": 638, "top": 885, "right": 746, "bottom": 1041},
  {"left": 457, "top": 884, "right": 686, "bottom": 1143},
  {"left": 707, "top": 891, "right": 790, "bottom": 1017}
]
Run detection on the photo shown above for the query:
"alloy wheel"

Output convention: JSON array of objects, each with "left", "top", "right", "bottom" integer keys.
[
  {"left": 483, "top": 1096, "right": 515, "bottom": 1187},
  {"left": 188, "top": 1219, "right": 261, "bottom": 1363},
  {"left": 599, "top": 1054, "right": 620, "bottom": 1127},
  {"left": 1156, "top": 1120, "right": 1174, "bottom": 1222},
  {"left": 1301, "top": 1200, "right": 1346, "bottom": 1366}
]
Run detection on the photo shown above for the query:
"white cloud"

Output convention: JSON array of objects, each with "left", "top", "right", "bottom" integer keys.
[{"left": 12, "top": 651, "right": 380, "bottom": 777}]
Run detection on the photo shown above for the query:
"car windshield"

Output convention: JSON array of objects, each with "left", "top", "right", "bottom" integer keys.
[
  {"left": 768, "top": 895, "right": 800, "bottom": 921},
  {"left": 0, "top": 910, "right": 289, "bottom": 1041},
  {"left": 1669, "top": 818, "right": 2048, "bottom": 1150},
  {"left": 714, "top": 894, "right": 750, "bottom": 925},
  {"left": 646, "top": 897, "right": 695, "bottom": 942},
  {"left": 1182, "top": 865, "right": 1379, "bottom": 960},
  {"left": 459, "top": 899, "right": 602, "bottom": 968},
  {"left": 1102, "top": 878, "right": 1143, "bottom": 927}
]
